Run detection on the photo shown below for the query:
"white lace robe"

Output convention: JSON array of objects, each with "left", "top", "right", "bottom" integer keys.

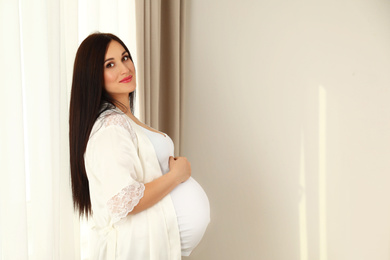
[{"left": 84, "top": 108, "right": 180, "bottom": 260}]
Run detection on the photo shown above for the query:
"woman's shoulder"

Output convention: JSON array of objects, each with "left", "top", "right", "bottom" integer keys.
[
  {"left": 99, "top": 108, "right": 127, "bottom": 126},
  {"left": 90, "top": 107, "right": 136, "bottom": 141}
]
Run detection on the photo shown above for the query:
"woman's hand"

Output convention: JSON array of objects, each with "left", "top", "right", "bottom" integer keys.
[
  {"left": 169, "top": 156, "right": 191, "bottom": 184},
  {"left": 130, "top": 156, "right": 191, "bottom": 215}
]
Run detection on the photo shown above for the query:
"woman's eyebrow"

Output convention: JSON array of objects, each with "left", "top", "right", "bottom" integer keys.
[{"left": 104, "top": 51, "right": 128, "bottom": 63}]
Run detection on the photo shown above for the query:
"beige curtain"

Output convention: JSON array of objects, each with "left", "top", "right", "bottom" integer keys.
[{"left": 135, "top": 0, "right": 183, "bottom": 155}]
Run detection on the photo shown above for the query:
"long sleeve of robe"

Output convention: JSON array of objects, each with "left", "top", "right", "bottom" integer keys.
[{"left": 84, "top": 108, "right": 181, "bottom": 260}]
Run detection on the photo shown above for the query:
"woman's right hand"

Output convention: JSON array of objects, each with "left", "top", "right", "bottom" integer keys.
[
  {"left": 130, "top": 156, "right": 191, "bottom": 214},
  {"left": 169, "top": 156, "right": 191, "bottom": 184}
]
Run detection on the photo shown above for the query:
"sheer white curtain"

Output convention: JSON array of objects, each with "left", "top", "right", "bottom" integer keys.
[{"left": 0, "top": 1, "right": 137, "bottom": 259}]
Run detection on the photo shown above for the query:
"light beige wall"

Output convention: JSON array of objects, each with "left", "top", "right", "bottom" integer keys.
[{"left": 180, "top": 0, "right": 390, "bottom": 259}]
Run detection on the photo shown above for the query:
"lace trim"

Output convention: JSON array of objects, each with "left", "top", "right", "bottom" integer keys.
[
  {"left": 102, "top": 111, "right": 137, "bottom": 142},
  {"left": 107, "top": 182, "right": 145, "bottom": 223}
]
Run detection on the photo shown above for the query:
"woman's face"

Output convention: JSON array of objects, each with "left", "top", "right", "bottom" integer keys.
[{"left": 103, "top": 40, "right": 136, "bottom": 101}]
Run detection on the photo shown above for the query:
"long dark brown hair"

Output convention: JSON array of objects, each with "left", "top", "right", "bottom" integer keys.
[{"left": 69, "top": 33, "right": 135, "bottom": 217}]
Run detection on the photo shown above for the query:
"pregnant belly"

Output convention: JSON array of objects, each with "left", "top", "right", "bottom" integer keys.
[{"left": 170, "top": 177, "right": 210, "bottom": 256}]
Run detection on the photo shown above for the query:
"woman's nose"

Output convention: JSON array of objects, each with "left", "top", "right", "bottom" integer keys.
[{"left": 120, "top": 62, "right": 130, "bottom": 74}]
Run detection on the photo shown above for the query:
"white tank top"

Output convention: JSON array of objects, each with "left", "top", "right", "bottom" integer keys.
[{"left": 140, "top": 126, "right": 210, "bottom": 256}]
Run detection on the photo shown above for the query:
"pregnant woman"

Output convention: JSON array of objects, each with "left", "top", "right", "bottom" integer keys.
[{"left": 69, "top": 33, "right": 210, "bottom": 260}]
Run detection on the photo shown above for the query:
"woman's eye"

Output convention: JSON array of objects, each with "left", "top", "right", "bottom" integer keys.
[
  {"left": 123, "top": 55, "right": 129, "bottom": 61},
  {"left": 106, "top": 63, "right": 114, "bottom": 68}
]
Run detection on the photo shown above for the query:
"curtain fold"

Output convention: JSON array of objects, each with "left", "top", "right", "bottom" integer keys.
[
  {"left": 0, "top": 0, "right": 79, "bottom": 259},
  {"left": 0, "top": 2, "right": 29, "bottom": 259},
  {"left": 1, "top": 0, "right": 138, "bottom": 259},
  {"left": 135, "top": 0, "right": 182, "bottom": 155}
]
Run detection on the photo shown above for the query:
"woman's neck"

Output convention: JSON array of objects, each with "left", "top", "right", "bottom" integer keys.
[{"left": 112, "top": 96, "right": 132, "bottom": 116}]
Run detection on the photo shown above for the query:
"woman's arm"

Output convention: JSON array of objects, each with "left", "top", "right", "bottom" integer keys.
[{"left": 130, "top": 156, "right": 191, "bottom": 214}]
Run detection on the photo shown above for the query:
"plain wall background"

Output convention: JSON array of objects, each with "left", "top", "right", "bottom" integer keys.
[{"left": 180, "top": 0, "right": 390, "bottom": 259}]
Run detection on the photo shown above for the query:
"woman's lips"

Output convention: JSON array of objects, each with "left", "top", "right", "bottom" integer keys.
[{"left": 120, "top": 75, "right": 133, "bottom": 83}]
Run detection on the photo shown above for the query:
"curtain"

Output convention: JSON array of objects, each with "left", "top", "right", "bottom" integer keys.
[
  {"left": 0, "top": 1, "right": 137, "bottom": 259},
  {"left": 0, "top": 0, "right": 79, "bottom": 259},
  {"left": 135, "top": 0, "right": 183, "bottom": 155}
]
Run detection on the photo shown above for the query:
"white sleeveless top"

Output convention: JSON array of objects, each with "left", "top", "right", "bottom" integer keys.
[{"left": 140, "top": 126, "right": 210, "bottom": 256}]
